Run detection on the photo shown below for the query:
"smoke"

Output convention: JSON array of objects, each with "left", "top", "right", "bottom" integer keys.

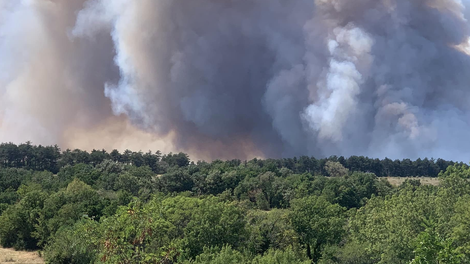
[{"left": 1, "top": 0, "right": 470, "bottom": 161}]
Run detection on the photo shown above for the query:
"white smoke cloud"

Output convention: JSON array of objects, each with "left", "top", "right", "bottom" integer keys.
[{"left": 304, "top": 24, "right": 374, "bottom": 143}]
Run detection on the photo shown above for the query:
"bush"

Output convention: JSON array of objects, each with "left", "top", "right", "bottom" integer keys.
[{"left": 43, "top": 219, "right": 100, "bottom": 264}]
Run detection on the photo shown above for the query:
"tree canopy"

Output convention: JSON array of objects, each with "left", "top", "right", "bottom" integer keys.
[{"left": 0, "top": 142, "right": 468, "bottom": 263}]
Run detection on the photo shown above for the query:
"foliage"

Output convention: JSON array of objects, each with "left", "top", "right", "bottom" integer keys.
[
  {"left": 0, "top": 142, "right": 468, "bottom": 263},
  {"left": 324, "top": 161, "right": 349, "bottom": 177},
  {"left": 410, "top": 225, "right": 463, "bottom": 264},
  {"left": 0, "top": 185, "right": 48, "bottom": 249},
  {"left": 43, "top": 219, "right": 101, "bottom": 264},
  {"left": 290, "top": 196, "right": 346, "bottom": 262}
]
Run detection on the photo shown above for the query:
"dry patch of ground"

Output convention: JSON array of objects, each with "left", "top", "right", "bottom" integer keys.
[
  {"left": 0, "top": 248, "right": 44, "bottom": 264},
  {"left": 385, "top": 177, "right": 440, "bottom": 186}
]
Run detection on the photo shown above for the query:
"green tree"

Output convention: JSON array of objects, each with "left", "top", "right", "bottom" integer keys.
[
  {"left": 290, "top": 196, "right": 346, "bottom": 262},
  {"left": 43, "top": 218, "right": 101, "bottom": 264},
  {"left": 245, "top": 209, "right": 300, "bottom": 255},
  {"left": 324, "top": 161, "right": 349, "bottom": 178},
  {"left": 189, "top": 246, "right": 245, "bottom": 264},
  {"left": 183, "top": 197, "right": 247, "bottom": 258},
  {"left": 0, "top": 184, "right": 48, "bottom": 249},
  {"left": 410, "top": 225, "right": 463, "bottom": 264}
]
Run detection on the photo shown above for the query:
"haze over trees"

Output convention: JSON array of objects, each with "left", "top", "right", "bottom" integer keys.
[{"left": 0, "top": 142, "right": 469, "bottom": 263}]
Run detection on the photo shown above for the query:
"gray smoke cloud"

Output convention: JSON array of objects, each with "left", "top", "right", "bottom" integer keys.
[{"left": 1, "top": 0, "right": 470, "bottom": 161}]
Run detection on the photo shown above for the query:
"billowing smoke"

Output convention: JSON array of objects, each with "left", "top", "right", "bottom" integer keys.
[{"left": 1, "top": 0, "right": 470, "bottom": 161}]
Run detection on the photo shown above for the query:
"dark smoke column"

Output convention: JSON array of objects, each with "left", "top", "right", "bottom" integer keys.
[{"left": 2, "top": 0, "right": 470, "bottom": 161}]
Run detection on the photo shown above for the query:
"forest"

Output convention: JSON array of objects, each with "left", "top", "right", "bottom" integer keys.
[{"left": 0, "top": 142, "right": 469, "bottom": 263}]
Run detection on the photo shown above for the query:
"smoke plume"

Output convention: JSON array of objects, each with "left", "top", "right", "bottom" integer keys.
[{"left": 2, "top": 0, "right": 470, "bottom": 161}]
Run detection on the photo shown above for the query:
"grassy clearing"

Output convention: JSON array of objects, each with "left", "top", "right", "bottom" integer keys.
[
  {"left": 0, "top": 248, "right": 43, "bottom": 264},
  {"left": 385, "top": 176, "right": 440, "bottom": 186}
]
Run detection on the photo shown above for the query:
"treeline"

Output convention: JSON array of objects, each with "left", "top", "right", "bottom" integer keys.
[
  {"left": 1, "top": 142, "right": 470, "bottom": 263},
  {"left": 0, "top": 142, "right": 464, "bottom": 177},
  {"left": 0, "top": 142, "right": 187, "bottom": 174}
]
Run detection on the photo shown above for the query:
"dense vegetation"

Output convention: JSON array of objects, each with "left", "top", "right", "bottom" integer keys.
[
  {"left": 0, "top": 142, "right": 469, "bottom": 263},
  {"left": 0, "top": 142, "right": 463, "bottom": 177}
]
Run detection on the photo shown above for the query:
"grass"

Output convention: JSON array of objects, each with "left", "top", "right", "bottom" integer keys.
[
  {"left": 385, "top": 177, "right": 440, "bottom": 186},
  {"left": 0, "top": 247, "right": 43, "bottom": 264}
]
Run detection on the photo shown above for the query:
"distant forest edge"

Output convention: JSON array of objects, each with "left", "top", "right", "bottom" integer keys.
[{"left": 0, "top": 142, "right": 465, "bottom": 177}]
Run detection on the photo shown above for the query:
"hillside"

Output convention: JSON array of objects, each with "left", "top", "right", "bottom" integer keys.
[{"left": 1, "top": 143, "right": 470, "bottom": 263}]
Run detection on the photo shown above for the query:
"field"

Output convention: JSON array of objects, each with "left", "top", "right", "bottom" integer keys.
[
  {"left": 385, "top": 176, "right": 440, "bottom": 186},
  {"left": 0, "top": 248, "right": 43, "bottom": 264}
]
